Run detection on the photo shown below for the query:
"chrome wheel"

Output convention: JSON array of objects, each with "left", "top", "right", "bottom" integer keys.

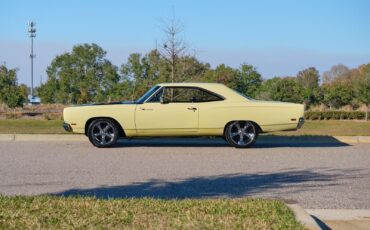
[
  {"left": 88, "top": 119, "right": 119, "bottom": 147},
  {"left": 92, "top": 121, "right": 115, "bottom": 145},
  {"left": 226, "top": 121, "right": 257, "bottom": 148}
]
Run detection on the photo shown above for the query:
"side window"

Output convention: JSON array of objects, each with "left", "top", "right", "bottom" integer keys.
[
  {"left": 162, "top": 87, "right": 222, "bottom": 103},
  {"left": 147, "top": 88, "right": 163, "bottom": 103},
  {"left": 193, "top": 89, "right": 223, "bottom": 102},
  {"left": 163, "top": 87, "right": 194, "bottom": 102}
]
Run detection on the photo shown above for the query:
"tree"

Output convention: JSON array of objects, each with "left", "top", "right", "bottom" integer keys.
[
  {"left": 38, "top": 44, "right": 121, "bottom": 104},
  {"left": 121, "top": 50, "right": 166, "bottom": 100},
  {"left": 274, "top": 77, "right": 303, "bottom": 103},
  {"left": 201, "top": 63, "right": 262, "bottom": 98},
  {"left": 258, "top": 77, "right": 303, "bottom": 103},
  {"left": 176, "top": 56, "right": 210, "bottom": 82},
  {"left": 354, "top": 64, "right": 370, "bottom": 120},
  {"left": 236, "top": 64, "right": 262, "bottom": 98},
  {"left": 120, "top": 49, "right": 210, "bottom": 100},
  {"left": 158, "top": 18, "right": 188, "bottom": 83},
  {"left": 322, "top": 64, "right": 351, "bottom": 84},
  {"left": 321, "top": 82, "right": 353, "bottom": 109},
  {"left": 257, "top": 77, "right": 280, "bottom": 100},
  {"left": 296, "top": 67, "right": 320, "bottom": 106},
  {"left": 0, "top": 65, "right": 26, "bottom": 108},
  {"left": 321, "top": 64, "right": 355, "bottom": 108},
  {"left": 202, "top": 64, "right": 239, "bottom": 89}
]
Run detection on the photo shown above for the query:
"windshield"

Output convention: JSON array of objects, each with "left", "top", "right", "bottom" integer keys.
[{"left": 136, "top": 86, "right": 160, "bottom": 103}]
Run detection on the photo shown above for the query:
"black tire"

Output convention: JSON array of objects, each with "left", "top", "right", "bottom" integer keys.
[
  {"left": 88, "top": 119, "right": 119, "bottom": 148},
  {"left": 224, "top": 121, "right": 258, "bottom": 148}
]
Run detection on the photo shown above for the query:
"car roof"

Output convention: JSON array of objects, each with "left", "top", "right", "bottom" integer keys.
[{"left": 156, "top": 82, "right": 247, "bottom": 101}]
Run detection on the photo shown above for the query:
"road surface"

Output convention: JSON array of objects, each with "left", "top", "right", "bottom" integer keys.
[{"left": 0, "top": 138, "right": 369, "bottom": 209}]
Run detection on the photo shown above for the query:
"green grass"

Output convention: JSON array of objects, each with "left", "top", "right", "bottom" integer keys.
[
  {"left": 0, "top": 119, "right": 66, "bottom": 134},
  {"left": 0, "top": 196, "right": 302, "bottom": 230},
  {"left": 1, "top": 119, "right": 370, "bottom": 136}
]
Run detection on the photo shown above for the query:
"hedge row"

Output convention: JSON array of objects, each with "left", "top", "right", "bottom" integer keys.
[
  {"left": 2, "top": 112, "right": 62, "bottom": 120},
  {"left": 304, "top": 111, "right": 367, "bottom": 120}
]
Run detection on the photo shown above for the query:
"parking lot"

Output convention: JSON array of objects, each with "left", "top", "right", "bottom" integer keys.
[{"left": 1, "top": 138, "right": 369, "bottom": 209}]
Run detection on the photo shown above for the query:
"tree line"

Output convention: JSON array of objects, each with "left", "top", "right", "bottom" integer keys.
[
  {"left": 1, "top": 43, "right": 369, "bottom": 115},
  {"left": 0, "top": 65, "right": 28, "bottom": 108}
]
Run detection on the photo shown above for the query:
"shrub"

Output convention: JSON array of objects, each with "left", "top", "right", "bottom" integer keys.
[
  {"left": 304, "top": 111, "right": 366, "bottom": 120},
  {"left": 349, "top": 111, "right": 365, "bottom": 120},
  {"left": 43, "top": 112, "right": 62, "bottom": 120},
  {"left": 5, "top": 112, "right": 23, "bottom": 119}
]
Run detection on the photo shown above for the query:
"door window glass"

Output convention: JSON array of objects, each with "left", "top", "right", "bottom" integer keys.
[
  {"left": 162, "top": 87, "right": 222, "bottom": 103},
  {"left": 147, "top": 88, "right": 164, "bottom": 103}
]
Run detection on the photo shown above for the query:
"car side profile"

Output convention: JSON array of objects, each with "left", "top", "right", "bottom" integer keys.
[{"left": 63, "top": 83, "right": 304, "bottom": 148}]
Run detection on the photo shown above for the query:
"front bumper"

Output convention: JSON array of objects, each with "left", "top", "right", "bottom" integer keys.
[
  {"left": 297, "top": 117, "right": 305, "bottom": 129},
  {"left": 63, "top": 122, "right": 73, "bottom": 132}
]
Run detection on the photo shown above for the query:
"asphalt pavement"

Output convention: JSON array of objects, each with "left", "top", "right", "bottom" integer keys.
[{"left": 0, "top": 137, "right": 369, "bottom": 209}]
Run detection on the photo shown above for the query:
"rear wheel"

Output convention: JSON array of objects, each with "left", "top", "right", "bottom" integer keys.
[
  {"left": 88, "top": 119, "right": 119, "bottom": 147},
  {"left": 225, "top": 121, "right": 258, "bottom": 148}
]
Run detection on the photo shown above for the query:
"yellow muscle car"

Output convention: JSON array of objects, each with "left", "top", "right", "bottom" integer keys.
[{"left": 63, "top": 83, "right": 304, "bottom": 148}]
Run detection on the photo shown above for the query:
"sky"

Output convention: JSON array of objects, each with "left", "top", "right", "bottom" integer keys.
[{"left": 0, "top": 0, "right": 369, "bottom": 86}]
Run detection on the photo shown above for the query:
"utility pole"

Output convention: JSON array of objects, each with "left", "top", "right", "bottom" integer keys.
[{"left": 28, "top": 21, "right": 36, "bottom": 99}]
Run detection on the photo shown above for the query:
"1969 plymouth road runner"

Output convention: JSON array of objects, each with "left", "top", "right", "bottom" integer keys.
[{"left": 63, "top": 83, "right": 304, "bottom": 148}]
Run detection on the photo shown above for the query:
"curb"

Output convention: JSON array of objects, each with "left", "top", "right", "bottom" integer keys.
[
  {"left": 287, "top": 204, "right": 321, "bottom": 230},
  {"left": 335, "top": 136, "right": 370, "bottom": 144},
  {"left": 305, "top": 209, "right": 370, "bottom": 221},
  {"left": 0, "top": 134, "right": 87, "bottom": 142},
  {"left": 0, "top": 134, "right": 15, "bottom": 141}
]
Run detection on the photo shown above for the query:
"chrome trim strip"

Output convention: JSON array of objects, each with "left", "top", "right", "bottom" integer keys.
[{"left": 143, "top": 86, "right": 163, "bottom": 103}]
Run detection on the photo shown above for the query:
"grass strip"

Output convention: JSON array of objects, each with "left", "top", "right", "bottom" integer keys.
[{"left": 0, "top": 196, "right": 303, "bottom": 229}]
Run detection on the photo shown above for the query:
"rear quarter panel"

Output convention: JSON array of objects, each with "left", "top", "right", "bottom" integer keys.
[{"left": 198, "top": 100, "right": 304, "bottom": 134}]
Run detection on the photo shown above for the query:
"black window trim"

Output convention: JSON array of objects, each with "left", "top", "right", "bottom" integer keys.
[{"left": 144, "top": 86, "right": 225, "bottom": 104}]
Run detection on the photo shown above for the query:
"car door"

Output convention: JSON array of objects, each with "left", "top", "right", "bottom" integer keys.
[{"left": 135, "top": 87, "right": 199, "bottom": 135}]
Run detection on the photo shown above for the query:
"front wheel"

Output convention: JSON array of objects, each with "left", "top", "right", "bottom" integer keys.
[
  {"left": 88, "top": 119, "right": 119, "bottom": 147},
  {"left": 225, "top": 121, "right": 258, "bottom": 148}
]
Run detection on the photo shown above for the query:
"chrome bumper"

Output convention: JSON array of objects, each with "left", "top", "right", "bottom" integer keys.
[
  {"left": 63, "top": 123, "right": 73, "bottom": 132},
  {"left": 297, "top": 117, "right": 305, "bottom": 129}
]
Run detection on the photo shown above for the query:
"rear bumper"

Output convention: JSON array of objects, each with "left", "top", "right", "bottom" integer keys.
[
  {"left": 297, "top": 117, "right": 305, "bottom": 129},
  {"left": 63, "top": 123, "right": 73, "bottom": 132}
]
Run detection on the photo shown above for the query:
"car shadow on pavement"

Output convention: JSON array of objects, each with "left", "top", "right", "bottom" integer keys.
[
  {"left": 113, "top": 136, "right": 349, "bottom": 148},
  {"left": 54, "top": 169, "right": 356, "bottom": 199}
]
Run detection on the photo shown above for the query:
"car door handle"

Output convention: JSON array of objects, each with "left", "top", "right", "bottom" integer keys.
[
  {"left": 187, "top": 107, "right": 197, "bottom": 111},
  {"left": 139, "top": 107, "right": 153, "bottom": 111}
]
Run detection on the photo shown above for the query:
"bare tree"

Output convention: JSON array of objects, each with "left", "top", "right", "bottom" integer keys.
[
  {"left": 158, "top": 18, "right": 187, "bottom": 83},
  {"left": 322, "top": 64, "right": 351, "bottom": 84}
]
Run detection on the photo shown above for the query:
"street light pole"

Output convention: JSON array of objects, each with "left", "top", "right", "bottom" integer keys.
[{"left": 28, "top": 21, "right": 36, "bottom": 99}]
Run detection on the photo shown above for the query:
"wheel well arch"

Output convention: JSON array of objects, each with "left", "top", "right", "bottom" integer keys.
[
  {"left": 85, "top": 117, "right": 125, "bottom": 137},
  {"left": 223, "top": 120, "right": 262, "bottom": 136}
]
